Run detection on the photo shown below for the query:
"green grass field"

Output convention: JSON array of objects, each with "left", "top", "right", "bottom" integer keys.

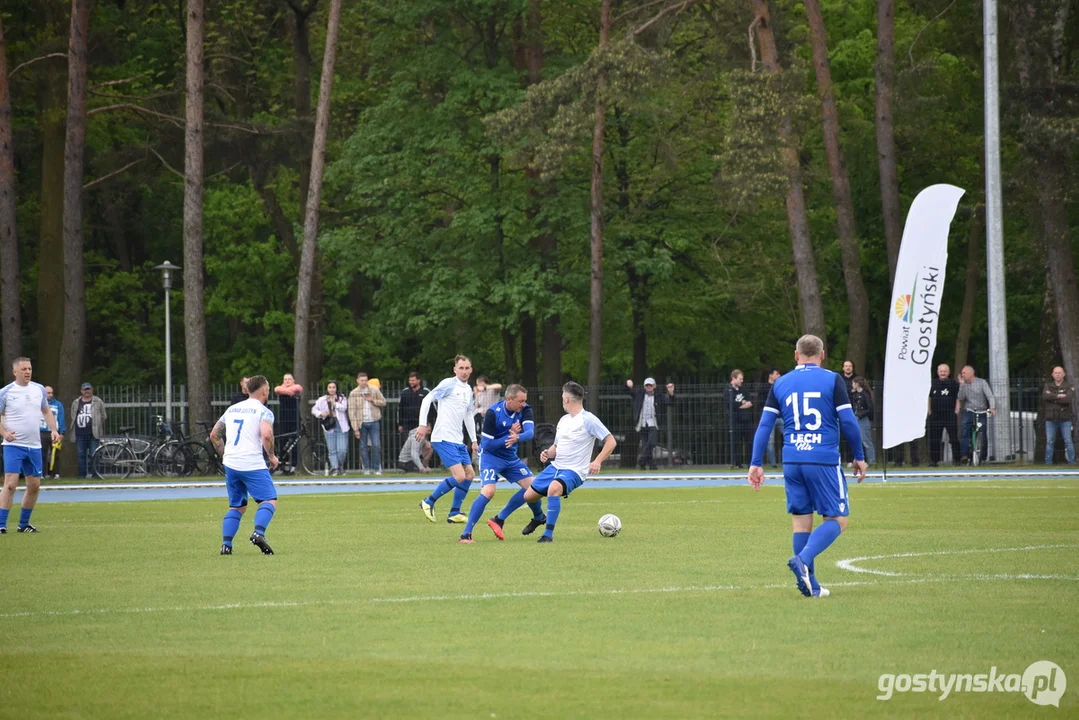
[{"left": 1, "top": 479, "right": 1077, "bottom": 718}]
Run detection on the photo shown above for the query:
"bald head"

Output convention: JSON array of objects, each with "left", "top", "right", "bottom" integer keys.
[
  {"left": 794, "top": 334, "right": 824, "bottom": 365},
  {"left": 937, "top": 364, "right": 951, "bottom": 380},
  {"left": 1051, "top": 366, "right": 1065, "bottom": 384}
]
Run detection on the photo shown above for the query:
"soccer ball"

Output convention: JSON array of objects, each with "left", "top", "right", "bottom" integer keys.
[{"left": 598, "top": 513, "right": 622, "bottom": 537}]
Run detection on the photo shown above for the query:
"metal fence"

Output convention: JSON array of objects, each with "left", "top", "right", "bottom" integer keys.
[{"left": 80, "top": 377, "right": 1074, "bottom": 472}]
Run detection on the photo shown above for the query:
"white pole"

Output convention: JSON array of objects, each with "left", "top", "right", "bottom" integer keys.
[
  {"left": 983, "top": 0, "right": 1011, "bottom": 460},
  {"left": 165, "top": 286, "right": 172, "bottom": 424}
]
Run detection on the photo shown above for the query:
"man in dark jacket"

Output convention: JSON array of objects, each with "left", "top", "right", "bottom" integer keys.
[
  {"left": 398, "top": 372, "right": 429, "bottom": 444},
  {"left": 724, "top": 370, "right": 753, "bottom": 468},
  {"left": 627, "top": 377, "right": 675, "bottom": 470},
  {"left": 927, "top": 363, "right": 961, "bottom": 466},
  {"left": 1043, "top": 366, "right": 1075, "bottom": 465}
]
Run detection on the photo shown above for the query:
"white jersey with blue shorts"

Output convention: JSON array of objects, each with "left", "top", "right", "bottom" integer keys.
[
  {"left": 751, "top": 363, "right": 863, "bottom": 517},
  {"left": 531, "top": 410, "right": 611, "bottom": 497},
  {"left": 219, "top": 398, "right": 277, "bottom": 506},
  {"left": 421, "top": 376, "right": 478, "bottom": 469},
  {"left": 0, "top": 381, "right": 50, "bottom": 477}
]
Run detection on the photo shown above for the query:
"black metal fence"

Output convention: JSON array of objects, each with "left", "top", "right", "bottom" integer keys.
[{"left": 77, "top": 378, "right": 1075, "bottom": 472}]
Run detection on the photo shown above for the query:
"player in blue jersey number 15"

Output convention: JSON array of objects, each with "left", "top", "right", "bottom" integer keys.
[{"left": 748, "top": 335, "right": 867, "bottom": 598}]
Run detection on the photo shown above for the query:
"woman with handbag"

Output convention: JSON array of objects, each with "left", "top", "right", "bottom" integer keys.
[{"left": 311, "top": 381, "right": 350, "bottom": 476}]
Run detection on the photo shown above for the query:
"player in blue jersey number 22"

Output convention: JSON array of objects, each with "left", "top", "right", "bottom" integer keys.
[{"left": 748, "top": 335, "right": 867, "bottom": 598}]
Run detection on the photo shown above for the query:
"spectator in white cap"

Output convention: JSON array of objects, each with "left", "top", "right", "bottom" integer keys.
[{"left": 626, "top": 376, "right": 676, "bottom": 470}]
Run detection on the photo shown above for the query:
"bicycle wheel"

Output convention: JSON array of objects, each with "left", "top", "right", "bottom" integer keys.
[
  {"left": 300, "top": 442, "right": 329, "bottom": 476},
  {"left": 971, "top": 427, "right": 981, "bottom": 467},
  {"left": 92, "top": 443, "right": 135, "bottom": 480},
  {"left": 180, "top": 440, "right": 217, "bottom": 477},
  {"left": 152, "top": 441, "right": 187, "bottom": 477}
]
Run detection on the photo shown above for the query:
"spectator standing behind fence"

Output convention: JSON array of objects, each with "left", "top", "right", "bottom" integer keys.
[
  {"left": 1042, "top": 366, "right": 1076, "bottom": 465},
  {"left": 312, "top": 382, "right": 349, "bottom": 476},
  {"left": 230, "top": 377, "right": 249, "bottom": 406},
  {"left": 957, "top": 365, "right": 995, "bottom": 465},
  {"left": 273, "top": 374, "right": 303, "bottom": 473},
  {"left": 398, "top": 427, "right": 434, "bottom": 473},
  {"left": 398, "top": 372, "right": 429, "bottom": 441},
  {"left": 626, "top": 377, "right": 675, "bottom": 470},
  {"left": 761, "top": 369, "right": 782, "bottom": 467},
  {"left": 39, "top": 386, "right": 66, "bottom": 479},
  {"left": 348, "top": 372, "right": 386, "bottom": 475},
  {"left": 840, "top": 361, "right": 856, "bottom": 396},
  {"left": 725, "top": 370, "right": 753, "bottom": 468},
  {"left": 850, "top": 376, "right": 876, "bottom": 466},
  {"left": 70, "top": 382, "right": 107, "bottom": 479},
  {"left": 473, "top": 376, "right": 502, "bottom": 433},
  {"left": 927, "top": 363, "right": 961, "bottom": 467}
]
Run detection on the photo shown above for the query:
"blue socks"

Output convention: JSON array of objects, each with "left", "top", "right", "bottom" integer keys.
[
  {"left": 254, "top": 503, "right": 276, "bottom": 535},
  {"left": 0, "top": 508, "right": 9, "bottom": 529},
  {"left": 18, "top": 508, "right": 33, "bottom": 528},
  {"left": 426, "top": 477, "right": 455, "bottom": 506},
  {"left": 222, "top": 508, "right": 243, "bottom": 546},
  {"left": 527, "top": 501, "right": 544, "bottom": 520},
  {"left": 497, "top": 487, "right": 528, "bottom": 521},
  {"left": 450, "top": 479, "right": 472, "bottom": 516},
  {"left": 543, "top": 496, "right": 562, "bottom": 538},
  {"left": 793, "top": 531, "right": 819, "bottom": 592},
  {"left": 464, "top": 493, "right": 491, "bottom": 535},
  {"left": 798, "top": 520, "right": 842, "bottom": 567}
]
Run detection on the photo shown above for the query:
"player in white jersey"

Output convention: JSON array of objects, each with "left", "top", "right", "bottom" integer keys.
[
  {"left": 210, "top": 375, "right": 280, "bottom": 555},
  {"left": 488, "top": 381, "right": 616, "bottom": 542},
  {"left": 416, "top": 355, "right": 480, "bottom": 523},
  {"left": 0, "top": 357, "right": 61, "bottom": 533}
]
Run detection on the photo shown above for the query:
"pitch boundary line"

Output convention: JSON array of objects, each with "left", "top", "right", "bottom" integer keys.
[
  {"left": 835, "top": 543, "right": 1078, "bottom": 577},
  {"left": 2, "top": 571, "right": 1076, "bottom": 620}
]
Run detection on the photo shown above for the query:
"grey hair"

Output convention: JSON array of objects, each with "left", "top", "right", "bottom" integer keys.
[{"left": 796, "top": 334, "right": 824, "bottom": 358}]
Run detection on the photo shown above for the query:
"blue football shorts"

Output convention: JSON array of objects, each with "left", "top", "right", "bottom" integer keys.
[
  {"left": 530, "top": 464, "right": 584, "bottom": 497},
  {"left": 784, "top": 463, "right": 850, "bottom": 517},
  {"left": 224, "top": 466, "right": 277, "bottom": 507},
  {"left": 3, "top": 445, "right": 43, "bottom": 478},
  {"left": 432, "top": 441, "right": 472, "bottom": 469},
  {"left": 479, "top": 454, "right": 534, "bottom": 486}
]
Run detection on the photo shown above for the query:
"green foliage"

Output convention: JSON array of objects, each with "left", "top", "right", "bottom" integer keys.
[{"left": 1, "top": 0, "right": 1075, "bottom": 389}]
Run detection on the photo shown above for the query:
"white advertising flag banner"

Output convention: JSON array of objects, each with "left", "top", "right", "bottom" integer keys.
[{"left": 883, "top": 184, "right": 965, "bottom": 449}]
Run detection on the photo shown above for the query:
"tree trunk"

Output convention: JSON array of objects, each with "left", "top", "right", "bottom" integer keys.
[
  {"left": 804, "top": 0, "right": 869, "bottom": 371},
  {"left": 875, "top": 0, "right": 902, "bottom": 286},
  {"left": 0, "top": 14, "right": 21, "bottom": 363},
  {"left": 183, "top": 0, "right": 212, "bottom": 428},
  {"left": 587, "top": 0, "right": 611, "bottom": 403},
  {"left": 520, "top": 315, "right": 537, "bottom": 388},
  {"left": 292, "top": 0, "right": 341, "bottom": 391},
  {"left": 541, "top": 316, "right": 562, "bottom": 422},
  {"left": 752, "top": 0, "right": 826, "bottom": 341},
  {"left": 954, "top": 202, "right": 983, "bottom": 371},
  {"left": 285, "top": 1, "right": 316, "bottom": 216},
  {"left": 1011, "top": 0, "right": 1079, "bottom": 388},
  {"left": 36, "top": 4, "right": 67, "bottom": 387},
  {"left": 58, "top": 0, "right": 92, "bottom": 401}
]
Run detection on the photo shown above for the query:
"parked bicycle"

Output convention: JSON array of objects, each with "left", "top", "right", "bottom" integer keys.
[
  {"left": 91, "top": 417, "right": 185, "bottom": 479},
  {"left": 273, "top": 423, "right": 329, "bottom": 476},
  {"left": 178, "top": 421, "right": 224, "bottom": 477}
]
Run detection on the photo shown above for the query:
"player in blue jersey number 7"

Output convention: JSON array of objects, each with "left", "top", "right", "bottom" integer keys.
[
  {"left": 487, "top": 382, "right": 616, "bottom": 543},
  {"left": 748, "top": 335, "right": 867, "bottom": 597},
  {"left": 459, "top": 384, "right": 546, "bottom": 543}
]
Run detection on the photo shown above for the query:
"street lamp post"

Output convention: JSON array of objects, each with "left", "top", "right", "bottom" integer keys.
[{"left": 154, "top": 262, "right": 181, "bottom": 425}]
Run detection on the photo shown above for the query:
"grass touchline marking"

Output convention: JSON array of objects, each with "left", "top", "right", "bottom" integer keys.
[
  {"left": 835, "top": 543, "right": 1078, "bottom": 577},
  {"left": 4, "top": 571, "right": 1076, "bottom": 620}
]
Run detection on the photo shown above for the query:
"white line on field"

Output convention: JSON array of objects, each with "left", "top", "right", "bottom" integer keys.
[
  {"left": 835, "top": 543, "right": 1079, "bottom": 577},
  {"left": 3, "top": 571, "right": 1076, "bottom": 620}
]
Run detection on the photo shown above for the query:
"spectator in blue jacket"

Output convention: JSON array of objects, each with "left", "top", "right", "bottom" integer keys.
[{"left": 39, "top": 386, "right": 67, "bottom": 478}]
